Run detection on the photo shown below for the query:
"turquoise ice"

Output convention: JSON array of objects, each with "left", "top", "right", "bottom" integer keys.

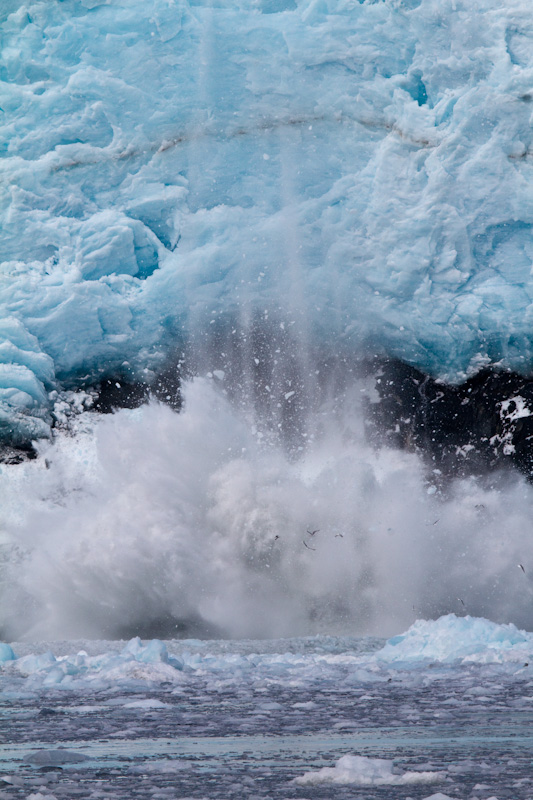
[{"left": 2, "top": 0, "right": 533, "bottom": 441}]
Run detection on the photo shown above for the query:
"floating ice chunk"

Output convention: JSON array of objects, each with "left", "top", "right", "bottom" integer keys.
[
  {"left": 26, "top": 794, "right": 58, "bottom": 800},
  {"left": 257, "top": 700, "right": 282, "bottom": 711},
  {"left": 137, "top": 639, "right": 169, "bottom": 664},
  {"left": 128, "top": 759, "right": 191, "bottom": 774},
  {"left": 24, "top": 749, "right": 91, "bottom": 766},
  {"left": 294, "top": 754, "right": 444, "bottom": 785},
  {"left": 123, "top": 698, "right": 171, "bottom": 709},
  {"left": 379, "top": 614, "right": 533, "bottom": 664},
  {"left": 421, "top": 795, "right": 458, "bottom": 800},
  {"left": 120, "top": 637, "right": 183, "bottom": 668},
  {"left": 92, "top": 659, "right": 185, "bottom": 684},
  {"left": 0, "top": 643, "right": 15, "bottom": 663},
  {"left": 16, "top": 651, "right": 57, "bottom": 676}
]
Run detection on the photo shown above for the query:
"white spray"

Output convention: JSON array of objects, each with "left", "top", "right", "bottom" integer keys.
[{"left": 1, "top": 377, "right": 532, "bottom": 641}]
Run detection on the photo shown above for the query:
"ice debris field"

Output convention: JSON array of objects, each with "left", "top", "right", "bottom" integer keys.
[
  {"left": 2, "top": 0, "right": 533, "bottom": 443},
  {"left": 2, "top": 615, "right": 533, "bottom": 799}
]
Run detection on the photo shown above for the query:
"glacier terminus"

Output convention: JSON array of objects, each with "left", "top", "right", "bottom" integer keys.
[{"left": 2, "top": 0, "right": 533, "bottom": 445}]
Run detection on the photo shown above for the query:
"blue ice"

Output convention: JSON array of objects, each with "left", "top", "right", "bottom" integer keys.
[
  {"left": 3, "top": 615, "right": 533, "bottom": 690},
  {"left": 2, "top": 0, "right": 533, "bottom": 441}
]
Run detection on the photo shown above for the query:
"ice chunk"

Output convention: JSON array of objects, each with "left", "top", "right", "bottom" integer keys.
[
  {"left": 294, "top": 754, "right": 444, "bottom": 785},
  {"left": 379, "top": 614, "right": 533, "bottom": 664},
  {"left": 0, "top": 319, "right": 54, "bottom": 443},
  {"left": 77, "top": 211, "right": 160, "bottom": 281},
  {"left": 26, "top": 794, "right": 58, "bottom": 800},
  {"left": 16, "top": 651, "right": 57, "bottom": 675},
  {"left": 121, "top": 638, "right": 181, "bottom": 666},
  {"left": 0, "top": 643, "right": 15, "bottom": 663},
  {"left": 123, "top": 698, "right": 171, "bottom": 709},
  {"left": 421, "top": 795, "right": 459, "bottom": 800},
  {"left": 24, "top": 750, "right": 91, "bottom": 766}
]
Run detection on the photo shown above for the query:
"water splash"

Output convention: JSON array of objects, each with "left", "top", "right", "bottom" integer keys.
[{"left": 1, "top": 377, "right": 533, "bottom": 641}]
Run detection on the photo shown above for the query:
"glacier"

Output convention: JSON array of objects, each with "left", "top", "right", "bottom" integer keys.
[
  {"left": 5, "top": 5, "right": 533, "bottom": 798},
  {"left": 2, "top": 0, "right": 533, "bottom": 444},
  {"left": 2, "top": 0, "right": 533, "bottom": 642}
]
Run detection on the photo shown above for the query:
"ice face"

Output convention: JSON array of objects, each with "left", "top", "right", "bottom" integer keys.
[{"left": 2, "top": 0, "right": 533, "bottom": 443}]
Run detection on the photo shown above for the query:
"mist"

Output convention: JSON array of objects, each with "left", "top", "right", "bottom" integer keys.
[{"left": 2, "top": 376, "right": 532, "bottom": 642}]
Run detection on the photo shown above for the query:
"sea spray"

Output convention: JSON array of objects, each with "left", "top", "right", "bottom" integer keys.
[{"left": 2, "top": 377, "right": 533, "bottom": 640}]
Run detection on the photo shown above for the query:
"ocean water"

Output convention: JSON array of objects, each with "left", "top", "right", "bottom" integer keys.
[{"left": 2, "top": 619, "right": 533, "bottom": 799}]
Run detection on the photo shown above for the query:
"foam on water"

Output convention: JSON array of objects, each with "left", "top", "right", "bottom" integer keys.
[{"left": 3, "top": 377, "right": 533, "bottom": 641}]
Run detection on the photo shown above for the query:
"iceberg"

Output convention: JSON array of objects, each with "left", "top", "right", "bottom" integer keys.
[
  {"left": 378, "top": 613, "right": 533, "bottom": 664},
  {"left": 2, "top": 0, "right": 533, "bottom": 444},
  {"left": 0, "top": 642, "right": 15, "bottom": 663}
]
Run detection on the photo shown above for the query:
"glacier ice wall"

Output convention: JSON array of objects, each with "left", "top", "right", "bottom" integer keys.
[{"left": 2, "top": 0, "right": 533, "bottom": 442}]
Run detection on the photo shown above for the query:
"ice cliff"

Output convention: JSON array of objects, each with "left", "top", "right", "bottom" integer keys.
[{"left": 1, "top": 0, "right": 533, "bottom": 444}]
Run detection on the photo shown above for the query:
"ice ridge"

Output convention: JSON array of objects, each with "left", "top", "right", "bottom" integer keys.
[{"left": 2, "top": 0, "right": 533, "bottom": 442}]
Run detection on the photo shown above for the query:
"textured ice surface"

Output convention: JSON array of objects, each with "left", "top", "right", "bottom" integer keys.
[
  {"left": 2, "top": 0, "right": 533, "bottom": 442},
  {"left": 379, "top": 614, "right": 533, "bottom": 664},
  {"left": 2, "top": 615, "right": 533, "bottom": 692},
  {"left": 294, "top": 753, "right": 444, "bottom": 784}
]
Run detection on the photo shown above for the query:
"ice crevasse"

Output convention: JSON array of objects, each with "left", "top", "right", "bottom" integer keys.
[{"left": 1, "top": 0, "right": 533, "bottom": 443}]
